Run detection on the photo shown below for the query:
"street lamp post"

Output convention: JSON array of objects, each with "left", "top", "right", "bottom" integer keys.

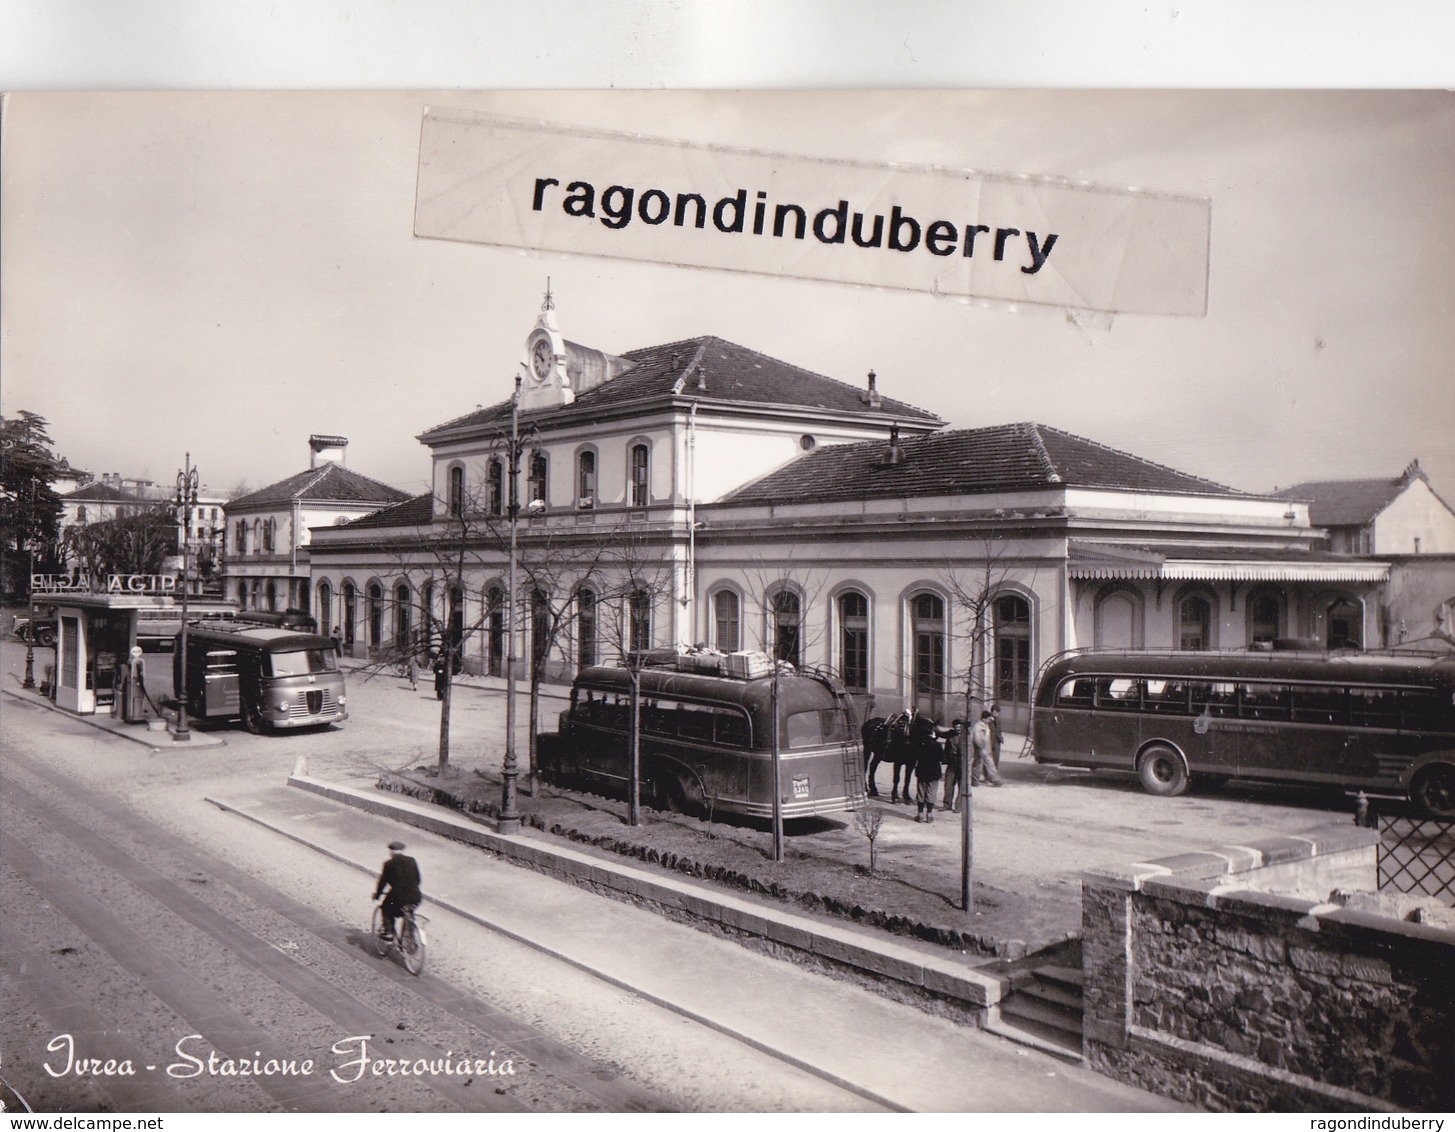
[
  {"left": 22, "top": 480, "right": 36, "bottom": 689},
  {"left": 174, "top": 454, "right": 199, "bottom": 742},
  {"left": 497, "top": 376, "right": 525, "bottom": 834}
]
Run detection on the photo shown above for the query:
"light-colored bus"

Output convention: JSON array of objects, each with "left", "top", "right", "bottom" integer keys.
[
  {"left": 174, "top": 623, "right": 347, "bottom": 733},
  {"left": 1031, "top": 648, "right": 1455, "bottom": 817},
  {"left": 539, "top": 662, "right": 860, "bottom": 819}
]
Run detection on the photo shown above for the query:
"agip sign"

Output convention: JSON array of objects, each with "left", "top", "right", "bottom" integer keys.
[{"left": 31, "top": 573, "right": 178, "bottom": 595}]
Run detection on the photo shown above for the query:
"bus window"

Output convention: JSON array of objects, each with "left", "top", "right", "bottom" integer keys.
[
  {"left": 267, "top": 648, "right": 338, "bottom": 678},
  {"left": 1398, "top": 689, "right": 1453, "bottom": 733},
  {"left": 784, "top": 709, "right": 827, "bottom": 748},
  {"left": 1095, "top": 676, "right": 1139, "bottom": 710},
  {"left": 1056, "top": 677, "right": 1094, "bottom": 707},
  {"left": 715, "top": 710, "right": 751, "bottom": 747},
  {"left": 1291, "top": 684, "right": 1346, "bottom": 725},
  {"left": 1189, "top": 680, "right": 1238, "bottom": 718},
  {"left": 676, "top": 703, "right": 716, "bottom": 742},
  {"left": 1349, "top": 686, "right": 1399, "bottom": 728},
  {"left": 1240, "top": 683, "right": 1291, "bottom": 721},
  {"left": 1143, "top": 679, "right": 1190, "bottom": 714}
]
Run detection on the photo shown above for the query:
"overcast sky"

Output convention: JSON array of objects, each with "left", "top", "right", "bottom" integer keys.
[{"left": 4, "top": 86, "right": 1453, "bottom": 503}]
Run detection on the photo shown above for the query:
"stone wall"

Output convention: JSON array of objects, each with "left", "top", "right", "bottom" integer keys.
[{"left": 1083, "top": 824, "right": 1455, "bottom": 1112}]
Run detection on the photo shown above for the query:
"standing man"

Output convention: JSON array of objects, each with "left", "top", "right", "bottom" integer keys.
[
  {"left": 911, "top": 714, "right": 944, "bottom": 823},
  {"left": 373, "top": 840, "right": 423, "bottom": 942},
  {"left": 941, "top": 719, "right": 964, "bottom": 813},
  {"left": 989, "top": 703, "right": 1005, "bottom": 771},
  {"left": 970, "top": 710, "right": 1004, "bottom": 787}
]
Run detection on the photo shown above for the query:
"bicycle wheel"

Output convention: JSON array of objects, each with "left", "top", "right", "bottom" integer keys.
[
  {"left": 370, "top": 906, "right": 391, "bottom": 957},
  {"left": 400, "top": 917, "right": 427, "bottom": 975}
]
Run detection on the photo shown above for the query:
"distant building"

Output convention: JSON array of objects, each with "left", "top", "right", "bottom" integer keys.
[
  {"left": 223, "top": 435, "right": 410, "bottom": 617},
  {"left": 1271, "top": 460, "right": 1455, "bottom": 556},
  {"left": 1273, "top": 461, "right": 1455, "bottom": 650}
]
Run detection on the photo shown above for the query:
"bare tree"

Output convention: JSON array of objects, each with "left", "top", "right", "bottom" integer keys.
[
  {"left": 739, "top": 550, "right": 837, "bottom": 862},
  {"left": 584, "top": 524, "right": 675, "bottom": 826},
  {"left": 940, "top": 534, "right": 1041, "bottom": 911}
]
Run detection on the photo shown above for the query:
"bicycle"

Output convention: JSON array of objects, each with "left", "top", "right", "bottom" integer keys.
[{"left": 371, "top": 901, "right": 428, "bottom": 975}]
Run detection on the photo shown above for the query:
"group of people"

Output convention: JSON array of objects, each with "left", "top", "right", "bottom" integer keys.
[{"left": 902, "top": 704, "right": 1006, "bottom": 824}]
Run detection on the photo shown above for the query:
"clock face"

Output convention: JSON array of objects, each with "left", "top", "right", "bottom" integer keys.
[{"left": 531, "top": 339, "right": 553, "bottom": 381}]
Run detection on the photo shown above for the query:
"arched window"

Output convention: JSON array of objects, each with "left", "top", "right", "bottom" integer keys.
[
  {"left": 577, "top": 587, "right": 597, "bottom": 671},
  {"left": 341, "top": 582, "right": 356, "bottom": 648},
  {"left": 1247, "top": 587, "right": 1285, "bottom": 646},
  {"left": 368, "top": 583, "right": 383, "bottom": 650},
  {"left": 994, "top": 594, "right": 1032, "bottom": 713},
  {"left": 910, "top": 592, "right": 946, "bottom": 716},
  {"left": 576, "top": 449, "right": 596, "bottom": 509},
  {"left": 316, "top": 580, "right": 332, "bottom": 635},
  {"left": 265, "top": 578, "right": 278, "bottom": 611},
  {"left": 1328, "top": 597, "right": 1363, "bottom": 650},
  {"left": 713, "top": 589, "right": 740, "bottom": 653},
  {"left": 486, "top": 585, "right": 505, "bottom": 677},
  {"left": 1178, "top": 592, "right": 1214, "bottom": 650},
  {"left": 630, "top": 443, "right": 650, "bottom": 508},
  {"left": 448, "top": 585, "right": 465, "bottom": 664},
  {"left": 394, "top": 582, "right": 412, "bottom": 651},
  {"left": 838, "top": 590, "right": 870, "bottom": 691},
  {"left": 421, "top": 581, "right": 434, "bottom": 653},
  {"left": 629, "top": 589, "right": 652, "bottom": 654},
  {"left": 448, "top": 464, "right": 464, "bottom": 517},
  {"left": 235, "top": 520, "right": 247, "bottom": 553},
  {"left": 250, "top": 579, "right": 261, "bottom": 609},
  {"left": 263, "top": 517, "right": 275, "bottom": 552},
  {"left": 77, "top": 504, "right": 87, "bottom": 523},
  {"left": 528, "top": 453, "right": 548, "bottom": 508},
  {"left": 487, "top": 459, "right": 503, "bottom": 516},
  {"left": 531, "top": 589, "right": 550, "bottom": 668},
  {"left": 1095, "top": 586, "right": 1142, "bottom": 649},
  {"left": 771, "top": 589, "right": 802, "bottom": 667},
  {"left": 238, "top": 579, "right": 249, "bottom": 609}
]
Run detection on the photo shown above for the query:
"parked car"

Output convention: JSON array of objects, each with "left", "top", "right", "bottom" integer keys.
[{"left": 11, "top": 611, "right": 57, "bottom": 647}]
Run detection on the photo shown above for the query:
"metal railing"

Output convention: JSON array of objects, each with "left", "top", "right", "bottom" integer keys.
[{"left": 1377, "top": 815, "right": 1455, "bottom": 907}]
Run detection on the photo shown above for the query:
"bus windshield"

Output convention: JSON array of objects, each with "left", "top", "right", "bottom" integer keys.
[{"left": 267, "top": 648, "right": 339, "bottom": 678}]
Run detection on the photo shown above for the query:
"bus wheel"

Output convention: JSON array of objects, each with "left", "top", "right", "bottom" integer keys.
[
  {"left": 1138, "top": 745, "right": 1189, "bottom": 797},
  {"left": 242, "top": 701, "right": 265, "bottom": 735},
  {"left": 663, "top": 777, "right": 690, "bottom": 814},
  {"left": 1411, "top": 763, "right": 1455, "bottom": 819}
]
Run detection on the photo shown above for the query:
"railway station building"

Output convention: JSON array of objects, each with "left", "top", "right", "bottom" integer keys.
[{"left": 306, "top": 299, "right": 1401, "bottom": 730}]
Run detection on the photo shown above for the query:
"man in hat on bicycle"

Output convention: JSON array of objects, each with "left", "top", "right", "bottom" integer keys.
[{"left": 373, "top": 840, "right": 422, "bottom": 942}]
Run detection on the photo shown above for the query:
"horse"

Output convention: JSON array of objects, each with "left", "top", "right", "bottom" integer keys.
[{"left": 862, "top": 710, "right": 917, "bottom": 803}]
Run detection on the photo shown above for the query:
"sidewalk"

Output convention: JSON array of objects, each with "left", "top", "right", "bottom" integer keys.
[
  {"left": 207, "top": 769, "right": 1183, "bottom": 1113},
  {"left": 1, "top": 680, "right": 227, "bottom": 750}
]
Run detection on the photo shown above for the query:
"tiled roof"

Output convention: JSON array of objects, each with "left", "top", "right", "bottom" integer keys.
[
  {"left": 720, "top": 422, "right": 1236, "bottom": 505},
  {"left": 227, "top": 464, "right": 411, "bottom": 510},
  {"left": 63, "top": 482, "right": 146, "bottom": 504},
  {"left": 328, "top": 492, "right": 435, "bottom": 531},
  {"left": 1270, "top": 476, "right": 1409, "bottom": 528},
  {"left": 420, "top": 336, "right": 941, "bottom": 438}
]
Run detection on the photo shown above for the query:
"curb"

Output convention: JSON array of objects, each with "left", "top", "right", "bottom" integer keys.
[
  {"left": 278, "top": 771, "right": 1008, "bottom": 1018},
  {"left": 0, "top": 683, "right": 228, "bottom": 751}
]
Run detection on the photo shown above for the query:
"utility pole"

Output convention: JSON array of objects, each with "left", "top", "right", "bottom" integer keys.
[
  {"left": 497, "top": 376, "right": 524, "bottom": 834},
  {"left": 173, "top": 453, "right": 199, "bottom": 742}
]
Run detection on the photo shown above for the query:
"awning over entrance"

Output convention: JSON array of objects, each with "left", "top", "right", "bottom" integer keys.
[{"left": 1066, "top": 541, "right": 1390, "bottom": 584}]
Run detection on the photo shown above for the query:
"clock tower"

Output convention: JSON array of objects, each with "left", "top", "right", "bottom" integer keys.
[{"left": 518, "top": 285, "right": 573, "bottom": 412}]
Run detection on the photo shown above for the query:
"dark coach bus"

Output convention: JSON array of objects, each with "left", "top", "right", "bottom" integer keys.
[
  {"left": 175, "top": 623, "right": 347, "bottom": 733},
  {"left": 539, "top": 662, "right": 859, "bottom": 819},
  {"left": 1031, "top": 648, "right": 1455, "bottom": 817}
]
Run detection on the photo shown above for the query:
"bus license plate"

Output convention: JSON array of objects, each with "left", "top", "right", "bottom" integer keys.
[{"left": 792, "top": 775, "right": 809, "bottom": 799}]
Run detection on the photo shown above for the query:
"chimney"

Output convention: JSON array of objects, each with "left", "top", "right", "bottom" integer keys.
[
  {"left": 879, "top": 422, "right": 905, "bottom": 467},
  {"left": 862, "top": 369, "right": 882, "bottom": 409},
  {"left": 309, "top": 434, "right": 349, "bottom": 468}
]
